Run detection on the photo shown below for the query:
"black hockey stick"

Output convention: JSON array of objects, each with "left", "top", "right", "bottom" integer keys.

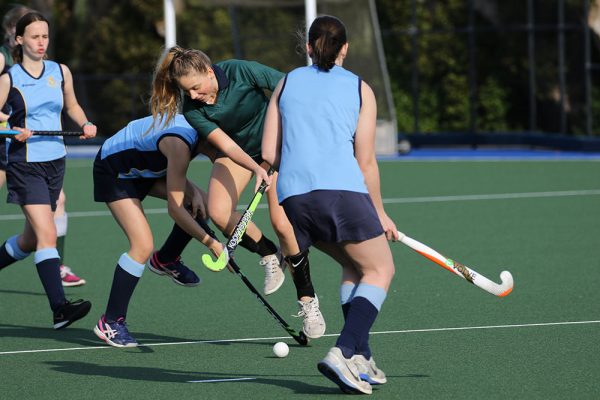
[
  {"left": 197, "top": 217, "right": 308, "bottom": 346},
  {"left": 0, "top": 129, "right": 83, "bottom": 136}
]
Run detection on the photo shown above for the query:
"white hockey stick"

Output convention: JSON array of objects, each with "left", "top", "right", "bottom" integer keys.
[{"left": 397, "top": 231, "right": 513, "bottom": 297}]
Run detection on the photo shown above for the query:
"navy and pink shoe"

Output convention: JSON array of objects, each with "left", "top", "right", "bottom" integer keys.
[
  {"left": 147, "top": 252, "right": 200, "bottom": 287},
  {"left": 94, "top": 315, "right": 138, "bottom": 348}
]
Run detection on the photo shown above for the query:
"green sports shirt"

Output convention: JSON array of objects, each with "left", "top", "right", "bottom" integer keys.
[
  {"left": 182, "top": 59, "right": 284, "bottom": 158},
  {"left": 0, "top": 44, "right": 14, "bottom": 71}
]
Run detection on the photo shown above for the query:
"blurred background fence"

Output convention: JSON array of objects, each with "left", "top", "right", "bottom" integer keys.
[{"left": 5, "top": 0, "right": 600, "bottom": 152}]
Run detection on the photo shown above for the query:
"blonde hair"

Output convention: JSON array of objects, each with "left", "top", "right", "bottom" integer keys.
[{"left": 150, "top": 46, "right": 212, "bottom": 126}]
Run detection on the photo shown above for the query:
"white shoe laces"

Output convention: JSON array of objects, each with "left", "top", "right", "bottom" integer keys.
[
  {"left": 260, "top": 254, "right": 281, "bottom": 277},
  {"left": 296, "top": 297, "right": 322, "bottom": 322},
  {"left": 60, "top": 265, "right": 72, "bottom": 278}
]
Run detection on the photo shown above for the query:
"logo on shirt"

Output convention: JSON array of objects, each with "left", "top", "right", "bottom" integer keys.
[{"left": 47, "top": 76, "right": 57, "bottom": 87}]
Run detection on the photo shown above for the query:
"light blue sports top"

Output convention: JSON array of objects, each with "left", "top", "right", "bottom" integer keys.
[
  {"left": 276, "top": 64, "right": 367, "bottom": 203},
  {"left": 100, "top": 114, "right": 198, "bottom": 179},
  {"left": 6, "top": 61, "right": 66, "bottom": 162}
]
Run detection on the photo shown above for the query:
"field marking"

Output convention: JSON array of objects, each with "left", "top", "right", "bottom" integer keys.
[
  {"left": 187, "top": 377, "right": 256, "bottom": 383},
  {"left": 1, "top": 320, "right": 598, "bottom": 357},
  {"left": 1, "top": 189, "right": 599, "bottom": 222}
]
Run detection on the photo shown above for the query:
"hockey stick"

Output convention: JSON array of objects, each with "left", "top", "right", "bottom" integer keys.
[
  {"left": 397, "top": 231, "right": 513, "bottom": 297},
  {"left": 201, "top": 167, "right": 275, "bottom": 272},
  {"left": 0, "top": 129, "right": 83, "bottom": 136},
  {"left": 197, "top": 217, "right": 308, "bottom": 345}
]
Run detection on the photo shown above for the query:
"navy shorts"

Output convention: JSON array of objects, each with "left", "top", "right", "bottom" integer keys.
[
  {"left": 93, "top": 152, "right": 157, "bottom": 202},
  {"left": 0, "top": 137, "right": 6, "bottom": 171},
  {"left": 6, "top": 158, "right": 65, "bottom": 211},
  {"left": 281, "top": 190, "right": 384, "bottom": 252}
]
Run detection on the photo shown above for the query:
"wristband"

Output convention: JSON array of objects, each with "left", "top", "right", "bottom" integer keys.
[{"left": 81, "top": 121, "right": 94, "bottom": 128}]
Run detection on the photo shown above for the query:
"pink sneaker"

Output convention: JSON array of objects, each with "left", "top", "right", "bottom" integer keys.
[{"left": 60, "top": 265, "right": 86, "bottom": 287}]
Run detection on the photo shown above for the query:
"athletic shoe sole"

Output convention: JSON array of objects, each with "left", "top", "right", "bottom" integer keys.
[
  {"left": 317, "top": 360, "right": 372, "bottom": 395},
  {"left": 264, "top": 273, "right": 285, "bottom": 295},
  {"left": 62, "top": 279, "right": 86, "bottom": 287}
]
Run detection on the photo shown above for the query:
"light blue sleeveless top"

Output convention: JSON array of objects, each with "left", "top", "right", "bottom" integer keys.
[
  {"left": 100, "top": 114, "right": 198, "bottom": 179},
  {"left": 277, "top": 64, "right": 367, "bottom": 202},
  {"left": 6, "top": 61, "right": 66, "bottom": 162}
]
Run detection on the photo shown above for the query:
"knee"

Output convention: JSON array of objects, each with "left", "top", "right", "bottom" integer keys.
[
  {"left": 17, "top": 234, "right": 37, "bottom": 253},
  {"left": 129, "top": 237, "right": 155, "bottom": 263},
  {"left": 207, "top": 204, "right": 231, "bottom": 232}
]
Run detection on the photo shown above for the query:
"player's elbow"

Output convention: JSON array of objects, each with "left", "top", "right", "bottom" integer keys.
[{"left": 261, "top": 148, "right": 275, "bottom": 167}]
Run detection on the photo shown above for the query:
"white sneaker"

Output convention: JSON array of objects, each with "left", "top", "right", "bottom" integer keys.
[
  {"left": 317, "top": 347, "right": 373, "bottom": 395},
  {"left": 352, "top": 354, "right": 387, "bottom": 385},
  {"left": 260, "top": 252, "right": 285, "bottom": 295},
  {"left": 295, "top": 294, "right": 326, "bottom": 339}
]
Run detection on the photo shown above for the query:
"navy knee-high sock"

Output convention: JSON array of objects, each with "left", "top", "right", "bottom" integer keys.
[
  {"left": 238, "top": 234, "right": 278, "bottom": 257},
  {"left": 34, "top": 248, "right": 65, "bottom": 312},
  {"left": 336, "top": 297, "right": 379, "bottom": 359},
  {"left": 156, "top": 223, "right": 193, "bottom": 263},
  {"left": 105, "top": 254, "right": 144, "bottom": 322},
  {"left": 0, "top": 243, "right": 17, "bottom": 271},
  {"left": 0, "top": 236, "right": 31, "bottom": 270}
]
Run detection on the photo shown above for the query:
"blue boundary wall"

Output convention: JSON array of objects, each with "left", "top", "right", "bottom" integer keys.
[{"left": 406, "top": 132, "right": 600, "bottom": 153}]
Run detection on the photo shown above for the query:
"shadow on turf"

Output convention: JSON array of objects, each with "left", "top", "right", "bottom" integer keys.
[
  {"left": 44, "top": 360, "right": 428, "bottom": 395},
  {"left": 0, "top": 288, "right": 47, "bottom": 297},
  {"left": 0, "top": 323, "right": 198, "bottom": 349}
]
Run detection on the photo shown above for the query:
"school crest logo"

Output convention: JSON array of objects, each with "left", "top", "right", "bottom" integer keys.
[{"left": 47, "top": 76, "right": 57, "bottom": 87}]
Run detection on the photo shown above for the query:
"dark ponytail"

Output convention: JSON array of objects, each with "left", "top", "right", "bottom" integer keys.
[
  {"left": 308, "top": 15, "right": 347, "bottom": 71},
  {"left": 12, "top": 11, "right": 48, "bottom": 64}
]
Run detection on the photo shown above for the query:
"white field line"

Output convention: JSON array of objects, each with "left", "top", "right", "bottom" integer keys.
[
  {"left": 1, "top": 189, "right": 599, "bottom": 222},
  {"left": 1, "top": 320, "right": 598, "bottom": 357},
  {"left": 187, "top": 378, "right": 257, "bottom": 383}
]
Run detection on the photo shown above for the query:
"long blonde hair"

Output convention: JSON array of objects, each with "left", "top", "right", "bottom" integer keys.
[{"left": 150, "top": 46, "right": 212, "bottom": 126}]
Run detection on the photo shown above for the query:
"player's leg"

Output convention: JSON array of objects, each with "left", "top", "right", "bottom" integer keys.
[
  {"left": 208, "top": 157, "right": 283, "bottom": 294},
  {"left": 54, "top": 189, "right": 86, "bottom": 287},
  {"left": 336, "top": 236, "right": 394, "bottom": 385},
  {"left": 4, "top": 160, "right": 90, "bottom": 328},
  {"left": 266, "top": 170, "right": 325, "bottom": 338},
  {"left": 94, "top": 198, "right": 151, "bottom": 348},
  {"left": 0, "top": 137, "right": 6, "bottom": 189},
  {"left": 145, "top": 179, "right": 200, "bottom": 287},
  {"left": 22, "top": 203, "right": 92, "bottom": 329}
]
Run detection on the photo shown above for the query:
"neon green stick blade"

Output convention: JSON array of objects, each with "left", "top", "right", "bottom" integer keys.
[{"left": 202, "top": 251, "right": 228, "bottom": 272}]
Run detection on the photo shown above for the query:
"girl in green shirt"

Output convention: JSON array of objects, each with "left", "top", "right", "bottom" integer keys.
[{"left": 150, "top": 46, "right": 325, "bottom": 339}]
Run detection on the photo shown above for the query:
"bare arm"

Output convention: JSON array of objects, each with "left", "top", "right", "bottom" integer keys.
[
  {"left": 261, "top": 79, "right": 284, "bottom": 169},
  {"left": 159, "top": 136, "right": 224, "bottom": 255},
  {"left": 354, "top": 81, "right": 398, "bottom": 240},
  {"left": 0, "top": 71, "right": 9, "bottom": 122},
  {"left": 206, "top": 127, "right": 271, "bottom": 192},
  {"left": 60, "top": 64, "right": 96, "bottom": 139},
  {"left": 0, "top": 73, "right": 31, "bottom": 141}
]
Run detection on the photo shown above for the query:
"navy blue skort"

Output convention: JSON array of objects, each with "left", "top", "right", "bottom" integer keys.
[
  {"left": 6, "top": 158, "right": 65, "bottom": 211},
  {"left": 282, "top": 190, "right": 384, "bottom": 252},
  {"left": 93, "top": 152, "right": 157, "bottom": 203},
  {"left": 0, "top": 137, "right": 7, "bottom": 171}
]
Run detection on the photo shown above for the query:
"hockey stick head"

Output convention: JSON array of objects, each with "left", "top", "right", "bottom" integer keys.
[
  {"left": 497, "top": 270, "right": 514, "bottom": 297},
  {"left": 295, "top": 331, "right": 309, "bottom": 346},
  {"left": 201, "top": 250, "right": 229, "bottom": 272}
]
